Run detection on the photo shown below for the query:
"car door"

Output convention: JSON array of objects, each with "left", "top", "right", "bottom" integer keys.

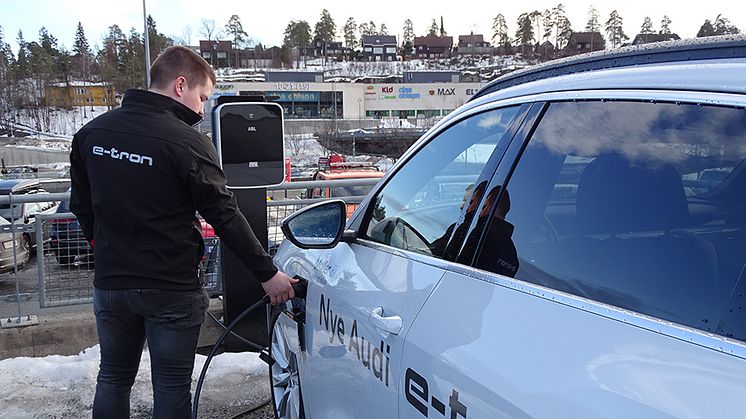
[
  {"left": 400, "top": 96, "right": 746, "bottom": 417},
  {"left": 276, "top": 104, "right": 527, "bottom": 418}
]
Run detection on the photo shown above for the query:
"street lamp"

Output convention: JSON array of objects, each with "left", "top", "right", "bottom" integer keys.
[{"left": 357, "top": 98, "right": 362, "bottom": 128}]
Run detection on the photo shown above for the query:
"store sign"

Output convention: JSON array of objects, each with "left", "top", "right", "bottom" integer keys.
[
  {"left": 429, "top": 88, "right": 456, "bottom": 96},
  {"left": 365, "top": 85, "right": 376, "bottom": 95},
  {"left": 267, "top": 91, "right": 320, "bottom": 102},
  {"left": 215, "top": 84, "right": 234, "bottom": 91},
  {"left": 398, "top": 87, "right": 420, "bottom": 99},
  {"left": 466, "top": 88, "right": 478, "bottom": 96}
]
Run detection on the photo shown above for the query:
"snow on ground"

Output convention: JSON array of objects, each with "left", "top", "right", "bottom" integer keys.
[
  {"left": 10, "top": 106, "right": 110, "bottom": 138},
  {"left": 0, "top": 344, "right": 270, "bottom": 418}
]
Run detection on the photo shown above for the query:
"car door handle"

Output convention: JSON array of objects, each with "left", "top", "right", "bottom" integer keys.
[{"left": 369, "top": 307, "right": 402, "bottom": 335}]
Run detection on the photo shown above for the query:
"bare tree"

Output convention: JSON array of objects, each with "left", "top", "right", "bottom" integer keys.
[
  {"left": 182, "top": 26, "right": 193, "bottom": 45},
  {"left": 200, "top": 19, "right": 222, "bottom": 41}
]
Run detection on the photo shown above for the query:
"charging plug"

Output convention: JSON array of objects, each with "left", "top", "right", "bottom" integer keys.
[{"left": 292, "top": 275, "right": 308, "bottom": 299}]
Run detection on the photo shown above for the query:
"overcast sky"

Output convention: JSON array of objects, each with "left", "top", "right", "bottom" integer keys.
[{"left": 2, "top": 0, "right": 745, "bottom": 52}]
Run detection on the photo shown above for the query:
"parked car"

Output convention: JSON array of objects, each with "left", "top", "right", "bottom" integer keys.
[
  {"left": 271, "top": 37, "right": 746, "bottom": 418},
  {"left": 0, "top": 179, "right": 59, "bottom": 253},
  {"left": 0, "top": 215, "right": 30, "bottom": 274},
  {"left": 49, "top": 197, "right": 92, "bottom": 267}
]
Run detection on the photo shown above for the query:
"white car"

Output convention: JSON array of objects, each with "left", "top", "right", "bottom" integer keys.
[{"left": 271, "top": 36, "right": 746, "bottom": 418}]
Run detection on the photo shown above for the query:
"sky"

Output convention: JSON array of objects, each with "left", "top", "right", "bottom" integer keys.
[
  {"left": 1, "top": 0, "right": 745, "bottom": 53},
  {"left": 0, "top": 344, "right": 271, "bottom": 417}
]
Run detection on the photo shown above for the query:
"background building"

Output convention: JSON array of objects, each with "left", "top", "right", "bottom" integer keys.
[
  {"left": 45, "top": 82, "right": 115, "bottom": 108},
  {"left": 457, "top": 34, "right": 493, "bottom": 56},
  {"left": 566, "top": 32, "right": 606, "bottom": 55},
  {"left": 414, "top": 36, "right": 454, "bottom": 58},
  {"left": 362, "top": 36, "right": 398, "bottom": 61}
]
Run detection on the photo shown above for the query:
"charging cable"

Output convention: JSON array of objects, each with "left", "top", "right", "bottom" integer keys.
[{"left": 192, "top": 277, "right": 307, "bottom": 419}]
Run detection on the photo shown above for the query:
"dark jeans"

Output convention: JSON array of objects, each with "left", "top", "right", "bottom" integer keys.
[{"left": 92, "top": 287, "right": 209, "bottom": 419}]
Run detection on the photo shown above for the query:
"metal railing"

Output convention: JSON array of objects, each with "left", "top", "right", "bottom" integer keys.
[{"left": 0, "top": 178, "right": 379, "bottom": 309}]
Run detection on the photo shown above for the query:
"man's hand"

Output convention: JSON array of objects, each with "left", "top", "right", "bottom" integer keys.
[{"left": 261, "top": 271, "right": 298, "bottom": 305}]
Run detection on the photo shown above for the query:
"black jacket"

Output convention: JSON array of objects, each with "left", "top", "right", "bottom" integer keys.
[{"left": 70, "top": 89, "right": 277, "bottom": 291}]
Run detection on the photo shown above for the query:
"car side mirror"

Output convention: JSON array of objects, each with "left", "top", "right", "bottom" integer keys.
[{"left": 281, "top": 200, "right": 347, "bottom": 249}]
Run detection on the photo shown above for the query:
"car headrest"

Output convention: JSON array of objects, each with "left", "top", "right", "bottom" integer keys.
[{"left": 576, "top": 153, "right": 689, "bottom": 233}]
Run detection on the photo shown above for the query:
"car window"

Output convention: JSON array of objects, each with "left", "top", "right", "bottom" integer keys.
[
  {"left": 363, "top": 106, "right": 520, "bottom": 256},
  {"left": 477, "top": 100, "right": 746, "bottom": 340}
]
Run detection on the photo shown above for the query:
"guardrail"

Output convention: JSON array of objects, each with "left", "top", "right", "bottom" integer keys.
[{"left": 0, "top": 178, "right": 379, "bottom": 309}]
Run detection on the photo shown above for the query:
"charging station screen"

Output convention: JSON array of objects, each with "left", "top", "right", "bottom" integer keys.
[{"left": 216, "top": 103, "right": 285, "bottom": 188}]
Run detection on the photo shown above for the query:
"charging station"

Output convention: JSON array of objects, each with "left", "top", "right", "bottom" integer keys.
[{"left": 211, "top": 96, "right": 285, "bottom": 352}]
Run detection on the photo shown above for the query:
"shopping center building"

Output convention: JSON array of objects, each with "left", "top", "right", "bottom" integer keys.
[{"left": 210, "top": 75, "right": 484, "bottom": 121}]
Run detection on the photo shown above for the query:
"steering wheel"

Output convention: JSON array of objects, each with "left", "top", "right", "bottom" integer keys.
[{"left": 390, "top": 217, "right": 432, "bottom": 254}]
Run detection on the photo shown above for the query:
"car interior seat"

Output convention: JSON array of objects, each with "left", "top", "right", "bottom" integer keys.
[{"left": 536, "top": 152, "right": 720, "bottom": 329}]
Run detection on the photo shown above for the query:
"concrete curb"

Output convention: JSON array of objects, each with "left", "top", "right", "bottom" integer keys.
[{"left": 0, "top": 298, "right": 226, "bottom": 359}]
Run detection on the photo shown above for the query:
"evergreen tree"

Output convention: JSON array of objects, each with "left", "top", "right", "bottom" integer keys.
[
  {"left": 548, "top": 4, "right": 571, "bottom": 50},
  {"left": 439, "top": 16, "right": 447, "bottom": 37},
  {"left": 379, "top": 23, "right": 388, "bottom": 36},
  {"left": 427, "top": 19, "right": 439, "bottom": 37},
  {"left": 73, "top": 22, "right": 93, "bottom": 81},
  {"left": 343, "top": 17, "right": 357, "bottom": 51},
  {"left": 515, "top": 13, "right": 534, "bottom": 55},
  {"left": 358, "top": 22, "right": 370, "bottom": 48},
  {"left": 641, "top": 17, "right": 654, "bottom": 34},
  {"left": 0, "top": 26, "right": 17, "bottom": 127},
  {"left": 314, "top": 9, "right": 337, "bottom": 45},
  {"left": 586, "top": 6, "right": 601, "bottom": 32},
  {"left": 15, "top": 31, "right": 30, "bottom": 80},
  {"left": 660, "top": 15, "right": 672, "bottom": 34},
  {"left": 529, "top": 11, "right": 543, "bottom": 44},
  {"left": 225, "top": 15, "right": 248, "bottom": 67},
  {"left": 97, "top": 24, "right": 126, "bottom": 91},
  {"left": 542, "top": 9, "right": 553, "bottom": 41},
  {"left": 283, "top": 20, "right": 312, "bottom": 66},
  {"left": 146, "top": 15, "right": 173, "bottom": 63},
  {"left": 367, "top": 21, "right": 377, "bottom": 37},
  {"left": 605, "top": 10, "right": 628, "bottom": 48},
  {"left": 225, "top": 15, "right": 248, "bottom": 47},
  {"left": 122, "top": 28, "right": 146, "bottom": 89},
  {"left": 491, "top": 14, "right": 510, "bottom": 54},
  {"left": 402, "top": 19, "right": 415, "bottom": 44}
]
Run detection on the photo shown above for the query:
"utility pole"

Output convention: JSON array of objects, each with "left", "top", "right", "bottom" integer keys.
[{"left": 143, "top": 0, "right": 152, "bottom": 87}]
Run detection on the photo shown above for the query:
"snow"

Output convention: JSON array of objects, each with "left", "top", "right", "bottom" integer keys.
[
  {"left": 9, "top": 106, "right": 111, "bottom": 138},
  {"left": 0, "top": 344, "right": 270, "bottom": 418}
]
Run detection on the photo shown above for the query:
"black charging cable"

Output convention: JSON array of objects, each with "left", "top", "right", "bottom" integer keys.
[{"left": 192, "top": 278, "right": 307, "bottom": 419}]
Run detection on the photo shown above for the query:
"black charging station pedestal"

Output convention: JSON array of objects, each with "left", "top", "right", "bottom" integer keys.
[{"left": 211, "top": 95, "right": 285, "bottom": 352}]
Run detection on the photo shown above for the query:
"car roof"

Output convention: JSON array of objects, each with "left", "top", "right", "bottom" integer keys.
[
  {"left": 0, "top": 179, "right": 41, "bottom": 194},
  {"left": 469, "top": 35, "right": 746, "bottom": 105}
]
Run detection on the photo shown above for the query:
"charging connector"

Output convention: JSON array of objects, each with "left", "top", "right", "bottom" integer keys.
[{"left": 192, "top": 275, "right": 309, "bottom": 419}]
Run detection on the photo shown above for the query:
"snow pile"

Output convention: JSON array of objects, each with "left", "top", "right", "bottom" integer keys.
[{"left": 0, "top": 345, "right": 269, "bottom": 418}]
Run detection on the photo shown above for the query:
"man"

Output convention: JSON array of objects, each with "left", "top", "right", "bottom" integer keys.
[{"left": 70, "top": 45, "right": 296, "bottom": 418}]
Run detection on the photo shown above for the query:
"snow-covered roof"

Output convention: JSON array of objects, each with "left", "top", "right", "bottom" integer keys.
[{"left": 50, "top": 81, "right": 110, "bottom": 87}]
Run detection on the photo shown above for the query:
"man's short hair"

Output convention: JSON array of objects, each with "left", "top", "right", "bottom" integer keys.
[{"left": 150, "top": 45, "right": 216, "bottom": 89}]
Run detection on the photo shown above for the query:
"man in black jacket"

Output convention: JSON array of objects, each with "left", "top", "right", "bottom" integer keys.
[{"left": 70, "top": 46, "right": 296, "bottom": 418}]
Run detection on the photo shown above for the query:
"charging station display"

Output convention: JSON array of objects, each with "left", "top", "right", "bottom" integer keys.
[{"left": 213, "top": 102, "right": 285, "bottom": 189}]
